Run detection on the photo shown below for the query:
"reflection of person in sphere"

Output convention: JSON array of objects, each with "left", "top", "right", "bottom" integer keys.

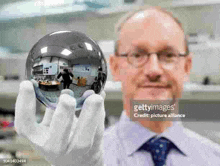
[
  {"left": 97, "top": 67, "right": 106, "bottom": 85},
  {"left": 57, "top": 69, "right": 73, "bottom": 89},
  {"left": 101, "top": 73, "right": 107, "bottom": 84},
  {"left": 91, "top": 77, "right": 101, "bottom": 93}
]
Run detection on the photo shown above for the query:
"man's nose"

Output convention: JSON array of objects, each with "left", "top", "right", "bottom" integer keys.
[{"left": 143, "top": 53, "right": 163, "bottom": 82}]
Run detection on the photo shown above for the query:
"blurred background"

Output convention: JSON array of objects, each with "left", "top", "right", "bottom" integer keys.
[{"left": 0, "top": 0, "right": 220, "bottom": 165}]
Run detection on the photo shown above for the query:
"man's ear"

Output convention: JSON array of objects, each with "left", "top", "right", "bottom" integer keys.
[
  {"left": 109, "top": 54, "right": 121, "bottom": 81},
  {"left": 184, "top": 52, "right": 192, "bottom": 82}
]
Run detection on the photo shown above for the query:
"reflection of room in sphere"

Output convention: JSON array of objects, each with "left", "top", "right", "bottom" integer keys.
[
  {"left": 90, "top": 66, "right": 106, "bottom": 93},
  {"left": 32, "top": 60, "right": 60, "bottom": 91},
  {"left": 31, "top": 55, "right": 106, "bottom": 98},
  {"left": 31, "top": 60, "right": 61, "bottom": 103},
  {"left": 91, "top": 76, "right": 101, "bottom": 93},
  {"left": 32, "top": 57, "right": 72, "bottom": 91},
  {"left": 32, "top": 57, "right": 89, "bottom": 96},
  {"left": 71, "top": 64, "right": 99, "bottom": 97}
]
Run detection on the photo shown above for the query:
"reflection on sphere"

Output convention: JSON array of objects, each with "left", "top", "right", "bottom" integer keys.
[{"left": 26, "top": 31, "right": 107, "bottom": 110}]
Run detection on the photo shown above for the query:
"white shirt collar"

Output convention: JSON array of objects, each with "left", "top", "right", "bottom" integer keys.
[{"left": 117, "top": 111, "right": 190, "bottom": 156}]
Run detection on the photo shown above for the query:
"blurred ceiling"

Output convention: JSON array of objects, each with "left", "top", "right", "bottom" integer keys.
[
  {"left": 0, "top": 0, "right": 27, "bottom": 7},
  {"left": 1, "top": 0, "right": 220, "bottom": 54},
  {"left": 0, "top": 0, "right": 113, "bottom": 54},
  {"left": 1, "top": 1, "right": 85, "bottom": 21}
]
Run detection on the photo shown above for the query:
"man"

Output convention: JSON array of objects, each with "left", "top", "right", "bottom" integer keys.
[
  {"left": 104, "top": 6, "right": 220, "bottom": 165},
  {"left": 57, "top": 68, "right": 74, "bottom": 89},
  {"left": 15, "top": 6, "right": 220, "bottom": 166}
]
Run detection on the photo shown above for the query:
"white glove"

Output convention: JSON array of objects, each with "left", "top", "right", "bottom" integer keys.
[{"left": 15, "top": 80, "right": 105, "bottom": 166}]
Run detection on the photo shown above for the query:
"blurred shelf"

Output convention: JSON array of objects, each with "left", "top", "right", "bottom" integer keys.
[
  {"left": 172, "top": 0, "right": 220, "bottom": 7},
  {"left": 0, "top": 135, "right": 51, "bottom": 165},
  {"left": 0, "top": 128, "right": 16, "bottom": 137},
  {"left": 0, "top": 81, "right": 20, "bottom": 97},
  {"left": 1, "top": 80, "right": 220, "bottom": 92},
  {"left": 0, "top": 81, "right": 220, "bottom": 108}
]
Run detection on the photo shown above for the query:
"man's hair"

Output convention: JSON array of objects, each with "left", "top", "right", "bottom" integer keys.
[{"left": 114, "top": 6, "right": 189, "bottom": 56}]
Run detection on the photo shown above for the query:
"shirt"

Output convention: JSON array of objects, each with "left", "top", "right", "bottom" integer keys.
[{"left": 103, "top": 111, "right": 220, "bottom": 166}]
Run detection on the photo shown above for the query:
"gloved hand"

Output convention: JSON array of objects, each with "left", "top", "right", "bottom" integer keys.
[{"left": 15, "top": 81, "right": 105, "bottom": 166}]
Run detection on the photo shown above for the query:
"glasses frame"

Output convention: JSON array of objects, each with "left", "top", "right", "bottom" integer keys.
[{"left": 117, "top": 51, "right": 189, "bottom": 68}]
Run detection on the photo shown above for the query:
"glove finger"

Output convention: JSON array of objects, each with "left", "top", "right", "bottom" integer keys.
[
  {"left": 99, "top": 90, "right": 106, "bottom": 100},
  {"left": 82, "top": 90, "right": 95, "bottom": 97},
  {"left": 48, "top": 94, "right": 76, "bottom": 153},
  {"left": 40, "top": 89, "right": 74, "bottom": 127},
  {"left": 66, "top": 90, "right": 95, "bottom": 152},
  {"left": 60, "top": 89, "right": 74, "bottom": 97},
  {"left": 15, "top": 81, "right": 37, "bottom": 136},
  {"left": 93, "top": 106, "right": 105, "bottom": 147},
  {"left": 30, "top": 79, "right": 39, "bottom": 87},
  {"left": 40, "top": 107, "right": 54, "bottom": 127},
  {"left": 71, "top": 93, "right": 105, "bottom": 153},
  {"left": 76, "top": 90, "right": 95, "bottom": 111},
  {"left": 92, "top": 91, "right": 106, "bottom": 146}
]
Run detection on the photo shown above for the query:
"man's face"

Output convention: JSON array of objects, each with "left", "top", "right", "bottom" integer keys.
[{"left": 111, "top": 9, "right": 192, "bottom": 101}]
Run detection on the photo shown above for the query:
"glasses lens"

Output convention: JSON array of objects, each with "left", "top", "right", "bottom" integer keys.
[
  {"left": 126, "top": 50, "right": 180, "bottom": 67},
  {"left": 159, "top": 52, "right": 178, "bottom": 63},
  {"left": 128, "top": 51, "right": 147, "bottom": 67}
]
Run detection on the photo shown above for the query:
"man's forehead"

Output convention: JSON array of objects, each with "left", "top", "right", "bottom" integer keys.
[
  {"left": 126, "top": 8, "right": 177, "bottom": 25},
  {"left": 118, "top": 8, "right": 185, "bottom": 52},
  {"left": 122, "top": 9, "right": 182, "bottom": 34}
]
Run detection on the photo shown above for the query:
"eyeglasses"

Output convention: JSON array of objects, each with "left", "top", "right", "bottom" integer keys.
[{"left": 118, "top": 49, "right": 188, "bottom": 67}]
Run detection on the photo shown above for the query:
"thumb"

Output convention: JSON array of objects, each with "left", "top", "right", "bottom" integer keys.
[{"left": 15, "top": 81, "right": 37, "bottom": 136}]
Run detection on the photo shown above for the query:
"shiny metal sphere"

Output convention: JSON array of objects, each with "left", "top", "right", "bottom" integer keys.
[{"left": 26, "top": 31, "right": 107, "bottom": 110}]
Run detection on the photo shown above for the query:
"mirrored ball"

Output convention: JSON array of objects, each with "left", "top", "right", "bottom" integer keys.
[{"left": 26, "top": 31, "right": 107, "bottom": 110}]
